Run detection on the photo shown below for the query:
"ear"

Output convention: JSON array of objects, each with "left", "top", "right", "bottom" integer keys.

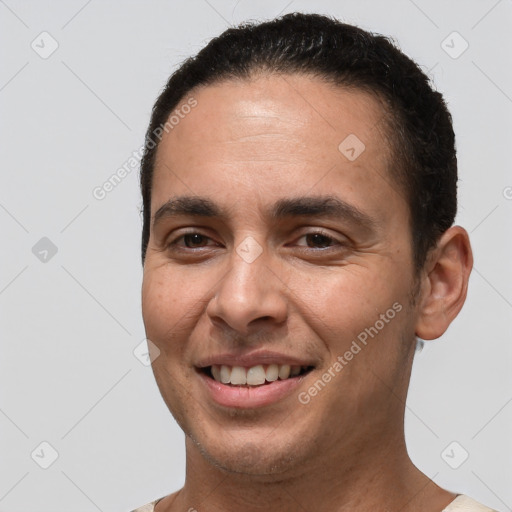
[{"left": 414, "top": 226, "right": 473, "bottom": 340}]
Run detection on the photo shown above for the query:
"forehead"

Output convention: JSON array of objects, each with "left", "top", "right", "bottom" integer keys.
[
  {"left": 151, "top": 73, "right": 405, "bottom": 228},
  {"left": 158, "top": 73, "right": 390, "bottom": 161}
]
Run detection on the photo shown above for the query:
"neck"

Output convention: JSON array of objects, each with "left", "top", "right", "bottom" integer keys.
[{"left": 167, "top": 429, "right": 455, "bottom": 512}]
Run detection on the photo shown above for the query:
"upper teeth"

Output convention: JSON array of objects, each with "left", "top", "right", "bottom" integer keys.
[{"left": 210, "top": 364, "right": 305, "bottom": 386}]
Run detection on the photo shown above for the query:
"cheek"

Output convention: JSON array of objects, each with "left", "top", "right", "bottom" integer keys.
[
  {"left": 289, "top": 265, "right": 410, "bottom": 369},
  {"left": 142, "top": 271, "right": 182, "bottom": 344},
  {"left": 291, "top": 267, "right": 396, "bottom": 326},
  {"left": 141, "top": 267, "right": 211, "bottom": 355}
]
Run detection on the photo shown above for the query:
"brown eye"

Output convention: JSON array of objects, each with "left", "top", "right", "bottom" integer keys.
[
  {"left": 182, "top": 233, "right": 209, "bottom": 248},
  {"left": 167, "top": 231, "right": 217, "bottom": 250},
  {"left": 304, "top": 233, "right": 335, "bottom": 249},
  {"left": 295, "top": 231, "right": 342, "bottom": 250}
]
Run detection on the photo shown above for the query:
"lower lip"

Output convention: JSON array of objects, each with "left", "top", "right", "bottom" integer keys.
[{"left": 198, "top": 371, "right": 308, "bottom": 409}]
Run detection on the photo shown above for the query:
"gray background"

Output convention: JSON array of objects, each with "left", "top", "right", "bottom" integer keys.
[{"left": 1, "top": 0, "right": 511, "bottom": 511}]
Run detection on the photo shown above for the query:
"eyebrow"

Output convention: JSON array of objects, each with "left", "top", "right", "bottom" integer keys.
[{"left": 152, "top": 195, "right": 378, "bottom": 232}]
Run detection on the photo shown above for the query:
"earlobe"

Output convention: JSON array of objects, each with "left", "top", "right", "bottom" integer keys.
[{"left": 414, "top": 226, "right": 473, "bottom": 341}]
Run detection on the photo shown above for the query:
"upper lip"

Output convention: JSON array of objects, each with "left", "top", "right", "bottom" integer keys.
[{"left": 195, "top": 350, "right": 316, "bottom": 369}]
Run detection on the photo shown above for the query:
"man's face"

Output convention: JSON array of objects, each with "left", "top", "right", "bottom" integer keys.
[{"left": 141, "top": 74, "right": 420, "bottom": 476}]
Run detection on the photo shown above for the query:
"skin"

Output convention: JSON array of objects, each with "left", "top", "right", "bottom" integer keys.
[{"left": 141, "top": 73, "right": 473, "bottom": 512}]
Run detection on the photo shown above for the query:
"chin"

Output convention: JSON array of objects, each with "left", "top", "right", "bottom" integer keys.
[
  {"left": 155, "top": 370, "right": 321, "bottom": 476},
  {"left": 187, "top": 424, "right": 307, "bottom": 477}
]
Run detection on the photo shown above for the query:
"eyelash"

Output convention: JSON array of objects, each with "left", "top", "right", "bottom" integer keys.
[{"left": 166, "top": 230, "right": 345, "bottom": 252}]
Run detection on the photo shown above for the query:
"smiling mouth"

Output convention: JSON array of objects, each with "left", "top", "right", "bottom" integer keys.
[{"left": 200, "top": 364, "right": 314, "bottom": 387}]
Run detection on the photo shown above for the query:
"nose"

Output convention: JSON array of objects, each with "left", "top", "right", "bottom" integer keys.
[{"left": 205, "top": 241, "right": 288, "bottom": 338}]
